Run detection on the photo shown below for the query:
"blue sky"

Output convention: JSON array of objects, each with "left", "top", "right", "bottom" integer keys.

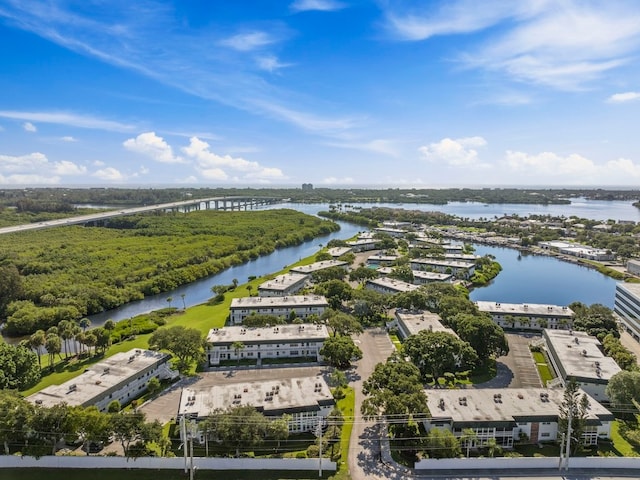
[{"left": 1, "top": 0, "right": 640, "bottom": 187}]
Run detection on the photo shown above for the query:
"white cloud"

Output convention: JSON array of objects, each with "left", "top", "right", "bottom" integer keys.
[
  {"left": 219, "top": 31, "right": 275, "bottom": 52},
  {"left": 23, "top": 122, "right": 37, "bottom": 132},
  {"left": 53, "top": 160, "right": 87, "bottom": 175},
  {"left": 0, "top": 174, "right": 60, "bottom": 185},
  {"left": 183, "top": 136, "right": 284, "bottom": 182},
  {"left": 256, "top": 55, "right": 292, "bottom": 73},
  {"left": 0, "top": 152, "right": 85, "bottom": 180},
  {"left": 290, "top": 0, "right": 345, "bottom": 13},
  {"left": 384, "top": 1, "right": 640, "bottom": 90},
  {"left": 92, "top": 160, "right": 106, "bottom": 167},
  {"left": 605, "top": 157, "right": 640, "bottom": 178},
  {"left": 0, "top": 152, "right": 49, "bottom": 173},
  {"left": 252, "top": 99, "right": 359, "bottom": 134},
  {"left": 419, "top": 136, "right": 488, "bottom": 167},
  {"left": 0, "top": 110, "right": 135, "bottom": 132},
  {"left": 607, "top": 91, "right": 640, "bottom": 103},
  {"left": 61, "top": 136, "right": 78, "bottom": 142},
  {"left": 93, "top": 167, "right": 125, "bottom": 181},
  {"left": 504, "top": 150, "right": 596, "bottom": 177},
  {"left": 123, "top": 132, "right": 185, "bottom": 164}
]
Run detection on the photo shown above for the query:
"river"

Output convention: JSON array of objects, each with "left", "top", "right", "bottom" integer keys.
[{"left": 85, "top": 199, "right": 634, "bottom": 324}]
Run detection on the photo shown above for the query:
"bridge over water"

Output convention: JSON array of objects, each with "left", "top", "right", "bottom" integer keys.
[{"left": 0, "top": 196, "right": 281, "bottom": 235}]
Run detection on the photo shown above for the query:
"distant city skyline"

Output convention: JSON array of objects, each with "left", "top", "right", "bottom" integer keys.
[{"left": 1, "top": 1, "right": 640, "bottom": 187}]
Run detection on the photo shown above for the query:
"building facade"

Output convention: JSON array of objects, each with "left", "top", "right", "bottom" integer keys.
[
  {"left": 542, "top": 329, "right": 621, "bottom": 402},
  {"left": 615, "top": 282, "right": 640, "bottom": 341},
  {"left": 409, "top": 258, "right": 476, "bottom": 279},
  {"left": 28, "top": 349, "right": 177, "bottom": 412},
  {"left": 206, "top": 323, "right": 329, "bottom": 366},
  {"left": 365, "top": 277, "right": 420, "bottom": 295},
  {"left": 229, "top": 295, "right": 329, "bottom": 324},
  {"left": 257, "top": 272, "right": 309, "bottom": 297},
  {"left": 177, "top": 376, "right": 336, "bottom": 442},
  {"left": 475, "top": 301, "right": 574, "bottom": 331},
  {"left": 425, "top": 388, "right": 613, "bottom": 449}
]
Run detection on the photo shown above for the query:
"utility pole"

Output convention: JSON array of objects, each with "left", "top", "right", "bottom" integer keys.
[
  {"left": 189, "top": 420, "right": 197, "bottom": 480},
  {"left": 564, "top": 405, "right": 573, "bottom": 471},
  {"left": 181, "top": 416, "right": 188, "bottom": 474},
  {"left": 315, "top": 421, "right": 323, "bottom": 478}
]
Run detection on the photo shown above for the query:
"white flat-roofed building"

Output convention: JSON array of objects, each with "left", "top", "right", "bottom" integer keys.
[
  {"left": 366, "top": 254, "right": 399, "bottom": 266},
  {"left": 412, "top": 270, "right": 453, "bottom": 285},
  {"left": 444, "top": 253, "right": 480, "bottom": 262},
  {"left": 377, "top": 267, "right": 452, "bottom": 285},
  {"left": 476, "top": 301, "right": 574, "bottom": 331},
  {"left": 327, "top": 246, "right": 352, "bottom": 258},
  {"left": 539, "top": 241, "right": 614, "bottom": 261},
  {"left": 614, "top": 282, "right": 640, "bottom": 341},
  {"left": 424, "top": 388, "right": 613, "bottom": 449},
  {"left": 258, "top": 272, "right": 309, "bottom": 297},
  {"left": 627, "top": 259, "right": 640, "bottom": 276},
  {"left": 374, "top": 227, "right": 406, "bottom": 238},
  {"left": 410, "top": 258, "right": 476, "bottom": 279},
  {"left": 28, "top": 349, "right": 177, "bottom": 412},
  {"left": 346, "top": 239, "right": 377, "bottom": 252},
  {"left": 290, "top": 260, "right": 348, "bottom": 275},
  {"left": 394, "top": 310, "right": 457, "bottom": 340},
  {"left": 229, "top": 295, "right": 329, "bottom": 324},
  {"left": 542, "top": 329, "right": 622, "bottom": 401},
  {"left": 177, "top": 376, "right": 335, "bottom": 441},
  {"left": 365, "top": 277, "right": 420, "bottom": 294},
  {"left": 206, "top": 323, "right": 329, "bottom": 366}
]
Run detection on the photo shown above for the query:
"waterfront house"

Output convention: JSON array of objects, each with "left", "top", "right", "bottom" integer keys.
[
  {"left": 258, "top": 272, "right": 309, "bottom": 297},
  {"left": 229, "top": 295, "right": 329, "bottom": 324},
  {"left": 475, "top": 301, "right": 574, "bottom": 331}
]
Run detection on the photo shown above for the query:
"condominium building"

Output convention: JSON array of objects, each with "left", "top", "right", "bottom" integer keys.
[
  {"left": 365, "top": 277, "right": 420, "bottom": 295},
  {"left": 424, "top": 388, "right": 613, "bottom": 449},
  {"left": 614, "top": 282, "right": 640, "bottom": 341},
  {"left": 258, "top": 272, "right": 309, "bottom": 297},
  {"left": 542, "top": 329, "right": 621, "bottom": 401},
  {"left": 410, "top": 258, "right": 476, "bottom": 279},
  {"left": 289, "top": 260, "right": 348, "bottom": 275},
  {"left": 205, "top": 323, "right": 329, "bottom": 366},
  {"left": 229, "top": 295, "right": 329, "bottom": 324},
  {"left": 28, "top": 349, "right": 177, "bottom": 412},
  {"left": 177, "top": 376, "right": 335, "bottom": 442},
  {"left": 475, "top": 301, "right": 574, "bottom": 331},
  {"left": 394, "top": 310, "right": 457, "bottom": 340}
]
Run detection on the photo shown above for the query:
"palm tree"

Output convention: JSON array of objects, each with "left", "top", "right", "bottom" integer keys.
[
  {"left": 58, "top": 320, "right": 74, "bottom": 359},
  {"left": 29, "top": 330, "right": 46, "bottom": 369},
  {"left": 79, "top": 317, "right": 91, "bottom": 332},
  {"left": 460, "top": 428, "right": 478, "bottom": 457},
  {"left": 231, "top": 341, "right": 245, "bottom": 364},
  {"left": 180, "top": 293, "right": 186, "bottom": 310},
  {"left": 166, "top": 296, "right": 173, "bottom": 308}
]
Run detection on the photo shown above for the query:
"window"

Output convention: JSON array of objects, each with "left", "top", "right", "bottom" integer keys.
[{"left": 541, "top": 433, "right": 550, "bottom": 437}]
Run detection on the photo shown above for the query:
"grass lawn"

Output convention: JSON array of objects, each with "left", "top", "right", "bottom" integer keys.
[
  {"left": 336, "top": 387, "right": 355, "bottom": 472},
  {"left": 0, "top": 469, "right": 333, "bottom": 480},
  {"left": 605, "top": 420, "right": 640, "bottom": 457},
  {"left": 531, "top": 351, "right": 555, "bottom": 386},
  {"left": 388, "top": 333, "right": 402, "bottom": 351}
]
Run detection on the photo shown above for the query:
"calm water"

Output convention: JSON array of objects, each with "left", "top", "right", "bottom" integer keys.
[
  {"left": 469, "top": 245, "right": 617, "bottom": 308},
  {"left": 87, "top": 199, "right": 633, "bottom": 324}
]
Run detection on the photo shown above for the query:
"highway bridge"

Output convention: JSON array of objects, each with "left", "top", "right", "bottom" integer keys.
[{"left": 0, "top": 196, "right": 281, "bottom": 235}]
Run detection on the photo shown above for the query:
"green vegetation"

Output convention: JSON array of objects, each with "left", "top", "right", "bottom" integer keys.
[
  {"left": 335, "top": 387, "right": 355, "bottom": 473},
  {"left": 0, "top": 209, "right": 338, "bottom": 336},
  {"left": 389, "top": 333, "right": 402, "bottom": 351},
  {"left": 532, "top": 351, "right": 555, "bottom": 386},
  {"left": 0, "top": 469, "right": 334, "bottom": 480}
]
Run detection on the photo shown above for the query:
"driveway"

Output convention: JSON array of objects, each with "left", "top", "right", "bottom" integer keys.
[{"left": 348, "top": 328, "right": 395, "bottom": 480}]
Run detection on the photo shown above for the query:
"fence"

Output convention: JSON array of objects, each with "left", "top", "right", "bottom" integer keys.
[
  {"left": 415, "top": 456, "right": 640, "bottom": 470},
  {"left": 0, "top": 455, "right": 336, "bottom": 472}
]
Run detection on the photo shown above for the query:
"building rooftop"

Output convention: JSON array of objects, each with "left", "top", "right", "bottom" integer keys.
[
  {"left": 411, "top": 258, "right": 475, "bottom": 268},
  {"left": 476, "top": 301, "right": 574, "bottom": 317},
  {"left": 327, "top": 247, "right": 352, "bottom": 257},
  {"left": 426, "top": 388, "right": 613, "bottom": 426},
  {"left": 395, "top": 311, "right": 457, "bottom": 337},
  {"left": 544, "top": 329, "right": 622, "bottom": 382},
  {"left": 616, "top": 282, "right": 640, "bottom": 297},
  {"left": 290, "top": 260, "right": 348, "bottom": 274},
  {"left": 367, "top": 254, "right": 399, "bottom": 262},
  {"left": 366, "top": 277, "right": 420, "bottom": 293},
  {"left": 412, "top": 270, "right": 453, "bottom": 282},
  {"left": 207, "top": 323, "right": 329, "bottom": 345},
  {"left": 231, "top": 295, "right": 329, "bottom": 309},
  {"left": 178, "top": 376, "right": 335, "bottom": 418},
  {"left": 28, "top": 349, "right": 170, "bottom": 409},
  {"left": 258, "top": 272, "right": 309, "bottom": 292}
]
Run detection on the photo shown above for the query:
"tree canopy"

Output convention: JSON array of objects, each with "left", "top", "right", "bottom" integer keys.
[
  {"left": 149, "top": 325, "right": 204, "bottom": 372},
  {"left": 0, "top": 342, "right": 40, "bottom": 390},
  {"left": 320, "top": 335, "right": 362, "bottom": 369},
  {"left": 403, "top": 330, "right": 478, "bottom": 380},
  {"left": 449, "top": 313, "right": 509, "bottom": 363}
]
